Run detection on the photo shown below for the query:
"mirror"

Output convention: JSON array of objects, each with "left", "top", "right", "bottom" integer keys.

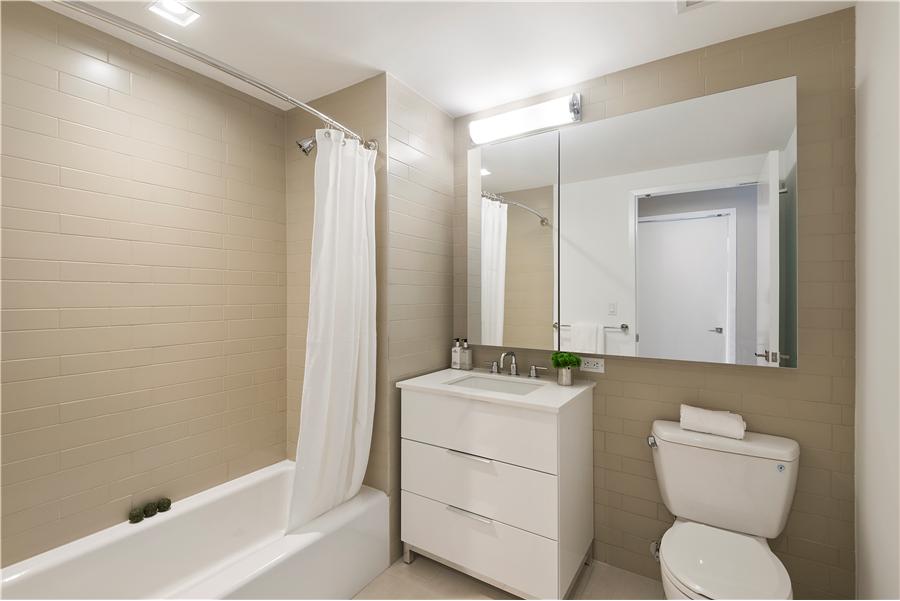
[
  {"left": 558, "top": 77, "right": 797, "bottom": 367},
  {"left": 467, "top": 130, "right": 559, "bottom": 350}
]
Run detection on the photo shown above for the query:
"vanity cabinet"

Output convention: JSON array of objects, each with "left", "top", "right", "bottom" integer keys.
[{"left": 398, "top": 369, "right": 594, "bottom": 600}]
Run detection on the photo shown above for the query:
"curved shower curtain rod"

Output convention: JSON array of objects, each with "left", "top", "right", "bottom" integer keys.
[
  {"left": 53, "top": 1, "right": 378, "bottom": 155},
  {"left": 482, "top": 191, "right": 551, "bottom": 227}
]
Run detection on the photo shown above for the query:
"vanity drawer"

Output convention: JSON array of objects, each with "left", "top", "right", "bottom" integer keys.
[
  {"left": 401, "top": 490, "right": 558, "bottom": 599},
  {"left": 400, "top": 390, "right": 558, "bottom": 474},
  {"left": 401, "top": 438, "right": 558, "bottom": 539}
]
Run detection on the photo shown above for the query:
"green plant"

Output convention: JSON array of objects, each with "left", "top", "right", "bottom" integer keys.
[
  {"left": 129, "top": 508, "right": 144, "bottom": 524},
  {"left": 158, "top": 497, "right": 172, "bottom": 512},
  {"left": 551, "top": 352, "right": 582, "bottom": 369},
  {"left": 143, "top": 501, "right": 158, "bottom": 518}
]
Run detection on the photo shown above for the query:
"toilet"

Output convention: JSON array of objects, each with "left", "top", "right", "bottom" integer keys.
[{"left": 649, "top": 420, "right": 800, "bottom": 599}]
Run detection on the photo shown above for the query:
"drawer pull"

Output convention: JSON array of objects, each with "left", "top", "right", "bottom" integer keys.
[
  {"left": 446, "top": 448, "right": 493, "bottom": 464},
  {"left": 446, "top": 504, "right": 493, "bottom": 525}
]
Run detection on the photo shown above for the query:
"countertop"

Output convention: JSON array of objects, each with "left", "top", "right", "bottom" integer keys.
[{"left": 396, "top": 368, "right": 595, "bottom": 413}]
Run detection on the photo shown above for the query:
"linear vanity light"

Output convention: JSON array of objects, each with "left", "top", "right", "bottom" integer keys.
[
  {"left": 469, "top": 93, "right": 582, "bottom": 144},
  {"left": 148, "top": 0, "right": 200, "bottom": 27}
]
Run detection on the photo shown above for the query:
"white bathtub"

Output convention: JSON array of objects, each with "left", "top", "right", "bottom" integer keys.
[{"left": 1, "top": 461, "right": 389, "bottom": 599}]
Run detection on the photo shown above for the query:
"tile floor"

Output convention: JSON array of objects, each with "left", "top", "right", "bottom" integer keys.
[{"left": 354, "top": 555, "right": 665, "bottom": 600}]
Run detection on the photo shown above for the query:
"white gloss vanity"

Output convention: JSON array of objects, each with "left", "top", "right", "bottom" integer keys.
[{"left": 397, "top": 368, "right": 594, "bottom": 599}]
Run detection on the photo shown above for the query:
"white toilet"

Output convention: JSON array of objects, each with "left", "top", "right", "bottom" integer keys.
[{"left": 649, "top": 420, "right": 800, "bottom": 599}]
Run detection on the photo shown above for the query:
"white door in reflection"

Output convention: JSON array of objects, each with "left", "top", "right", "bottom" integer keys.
[{"left": 637, "top": 210, "right": 736, "bottom": 363}]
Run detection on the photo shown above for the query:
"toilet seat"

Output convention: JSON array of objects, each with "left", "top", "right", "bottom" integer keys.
[{"left": 660, "top": 519, "right": 793, "bottom": 600}]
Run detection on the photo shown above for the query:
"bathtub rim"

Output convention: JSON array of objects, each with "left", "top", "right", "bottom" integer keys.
[{"left": 0, "top": 459, "right": 384, "bottom": 589}]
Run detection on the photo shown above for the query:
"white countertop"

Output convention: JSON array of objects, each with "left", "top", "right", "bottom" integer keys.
[{"left": 396, "top": 368, "right": 595, "bottom": 413}]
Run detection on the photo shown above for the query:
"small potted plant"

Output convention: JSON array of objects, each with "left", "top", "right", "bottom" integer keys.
[{"left": 551, "top": 352, "right": 581, "bottom": 386}]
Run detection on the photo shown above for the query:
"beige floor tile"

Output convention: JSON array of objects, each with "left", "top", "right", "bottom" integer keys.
[
  {"left": 353, "top": 557, "right": 664, "bottom": 600},
  {"left": 575, "top": 562, "right": 664, "bottom": 600}
]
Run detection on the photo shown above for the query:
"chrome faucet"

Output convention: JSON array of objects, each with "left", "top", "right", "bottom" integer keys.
[{"left": 499, "top": 351, "right": 519, "bottom": 376}]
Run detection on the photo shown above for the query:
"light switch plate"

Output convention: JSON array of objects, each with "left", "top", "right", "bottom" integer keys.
[{"left": 581, "top": 357, "right": 605, "bottom": 373}]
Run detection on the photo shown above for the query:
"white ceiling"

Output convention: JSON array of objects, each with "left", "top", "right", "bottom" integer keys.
[
  {"left": 49, "top": 1, "right": 851, "bottom": 117},
  {"left": 479, "top": 77, "right": 796, "bottom": 192}
]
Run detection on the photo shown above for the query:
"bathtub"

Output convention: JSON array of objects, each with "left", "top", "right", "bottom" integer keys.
[{"left": 1, "top": 461, "right": 389, "bottom": 599}]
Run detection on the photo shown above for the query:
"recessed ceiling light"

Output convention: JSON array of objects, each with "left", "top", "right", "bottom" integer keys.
[
  {"left": 480, "top": 168, "right": 492, "bottom": 176},
  {"left": 676, "top": 0, "right": 709, "bottom": 14},
  {"left": 148, "top": 0, "right": 200, "bottom": 27}
]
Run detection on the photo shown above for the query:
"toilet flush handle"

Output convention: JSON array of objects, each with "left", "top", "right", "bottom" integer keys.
[{"left": 647, "top": 435, "right": 658, "bottom": 449}]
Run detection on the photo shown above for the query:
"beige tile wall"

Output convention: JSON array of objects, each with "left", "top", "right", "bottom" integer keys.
[
  {"left": 501, "top": 186, "right": 554, "bottom": 349},
  {"left": 385, "top": 75, "right": 455, "bottom": 559},
  {"left": 1, "top": 2, "right": 287, "bottom": 566},
  {"left": 455, "top": 9, "right": 855, "bottom": 599}
]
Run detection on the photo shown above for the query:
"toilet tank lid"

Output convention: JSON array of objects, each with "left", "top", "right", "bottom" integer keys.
[{"left": 652, "top": 420, "right": 800, "bottom": 461}]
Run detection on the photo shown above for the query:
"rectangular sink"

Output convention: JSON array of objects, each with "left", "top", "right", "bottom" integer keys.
[{"left": 446, "top": 375, "right": 542, "bottom": 396}]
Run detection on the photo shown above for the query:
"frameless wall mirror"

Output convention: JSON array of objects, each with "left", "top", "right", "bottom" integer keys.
[
  {"left": 467, "top": 130, "right": 559, "bottom": 350},
  {"left": 558, "top": 77, "right": 798, "bottom": 367}
]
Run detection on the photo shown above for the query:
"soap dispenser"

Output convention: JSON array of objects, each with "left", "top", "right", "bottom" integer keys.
[
  {"left": 460, "top": 339, "right": 473, "bottom": 370},
  {"left": 450, "top": 338, "right": 461, "bottom": 369}
]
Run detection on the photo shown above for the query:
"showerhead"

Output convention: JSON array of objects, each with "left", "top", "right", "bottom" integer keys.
[{"left": 297, "top": 136, "right": 317, "bottom": 156}]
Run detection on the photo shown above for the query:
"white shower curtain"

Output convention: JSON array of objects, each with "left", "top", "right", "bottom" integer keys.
[
  {"left": 287, "top": 130, "right": 377, "bottom": 532},
  {"left": 480, "top": 196, "right": 508, "bottom": 346}
]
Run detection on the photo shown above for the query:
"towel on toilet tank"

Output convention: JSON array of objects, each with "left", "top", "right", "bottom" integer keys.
[{"left": 679, "top": 404, "right": 747, "bottom": 439}]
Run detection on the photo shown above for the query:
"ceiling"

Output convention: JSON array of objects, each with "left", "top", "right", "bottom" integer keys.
[
  {"left": 480, "top": 77, "right": 796, "bottom": 192},
  {"left": 49, "top": 1, "right": 851, "bottom": 118}
]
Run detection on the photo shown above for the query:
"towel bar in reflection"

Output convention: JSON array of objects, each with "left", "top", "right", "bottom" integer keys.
[{"left": 553, "top": 322, "right": 629, "bottom": 334}]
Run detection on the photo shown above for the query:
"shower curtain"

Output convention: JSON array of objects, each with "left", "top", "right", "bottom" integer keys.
[
  {"left": 480, "top": 196, "right": 508, "bottom": 346},
  {"left": 287, "top": 130, "right": 377, "bottom": 532}
]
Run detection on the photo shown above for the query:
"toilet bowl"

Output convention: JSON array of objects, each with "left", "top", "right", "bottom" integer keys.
[{"left": 658, "top": 519, "right": 793, "bottom": 599}]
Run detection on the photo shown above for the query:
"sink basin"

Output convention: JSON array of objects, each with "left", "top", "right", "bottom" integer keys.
[{"left": 446, "top": 375, "right": 542, "bottom": 396}]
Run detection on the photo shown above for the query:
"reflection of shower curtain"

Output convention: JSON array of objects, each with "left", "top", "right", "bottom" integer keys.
[
  {"left": 481, "top": 196, "right": 508, "bottom": 346},
  {"left": 288, "top": 130, "right": 377, "bottom": 532}
]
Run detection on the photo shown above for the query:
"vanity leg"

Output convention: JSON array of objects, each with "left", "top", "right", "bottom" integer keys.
[{"left": 402, "top": 542, "right": 416, "bottom": 564}]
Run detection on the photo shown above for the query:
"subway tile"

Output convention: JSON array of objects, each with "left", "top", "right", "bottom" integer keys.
[
  {"left": 2, "top": 52, "right": 59, "bottom": 89},
  {"left": 2, "top": 26, "right": 130, "bottom": 93},
  {"left": 1, "top": 104, "right": 59, "bottom": 136},
  {"left": 58, "top": 73, "right": 107, "bottom": 105}
]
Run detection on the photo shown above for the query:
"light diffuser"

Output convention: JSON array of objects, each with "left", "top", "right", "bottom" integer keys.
[{"left": 468, "top": 93, "right": 582, "bottom": 144}]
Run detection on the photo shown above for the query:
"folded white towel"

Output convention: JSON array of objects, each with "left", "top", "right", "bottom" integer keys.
[
  {"left": 571, "top": 322, "right": 603, "bottom": 354},
  {"left": 680, "top": 404, "right": 747, "bottom": 440}
]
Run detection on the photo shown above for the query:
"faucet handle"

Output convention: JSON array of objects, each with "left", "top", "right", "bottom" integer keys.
[
  {"left": 485, "top": 360, "right": 500, "bottom": 374},
  {"left": 528, "top": 365, "right": 548, "bottom": 379}
]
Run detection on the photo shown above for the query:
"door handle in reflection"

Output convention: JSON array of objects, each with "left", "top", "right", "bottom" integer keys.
[{"left": 708, "top": 327, "right": 723, "bottom": 333}]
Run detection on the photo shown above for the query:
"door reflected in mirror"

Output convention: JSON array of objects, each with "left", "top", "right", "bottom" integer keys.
[{"left": 559, "top": 77, "right": 797, "bottom": 367}]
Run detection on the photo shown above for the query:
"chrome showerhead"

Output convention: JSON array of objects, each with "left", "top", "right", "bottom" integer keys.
[{"left": 297, "top": 136, "right": 317, "bottom": 156}]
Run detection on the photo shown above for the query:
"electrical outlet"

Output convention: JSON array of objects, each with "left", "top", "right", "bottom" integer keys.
[{"left": 581, "top": 357, "right": 605, "bottom": 373}]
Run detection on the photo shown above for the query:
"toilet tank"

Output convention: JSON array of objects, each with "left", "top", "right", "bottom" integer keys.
[{"left": 650, "top": 420, "right": 800, "bottom": 539}]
